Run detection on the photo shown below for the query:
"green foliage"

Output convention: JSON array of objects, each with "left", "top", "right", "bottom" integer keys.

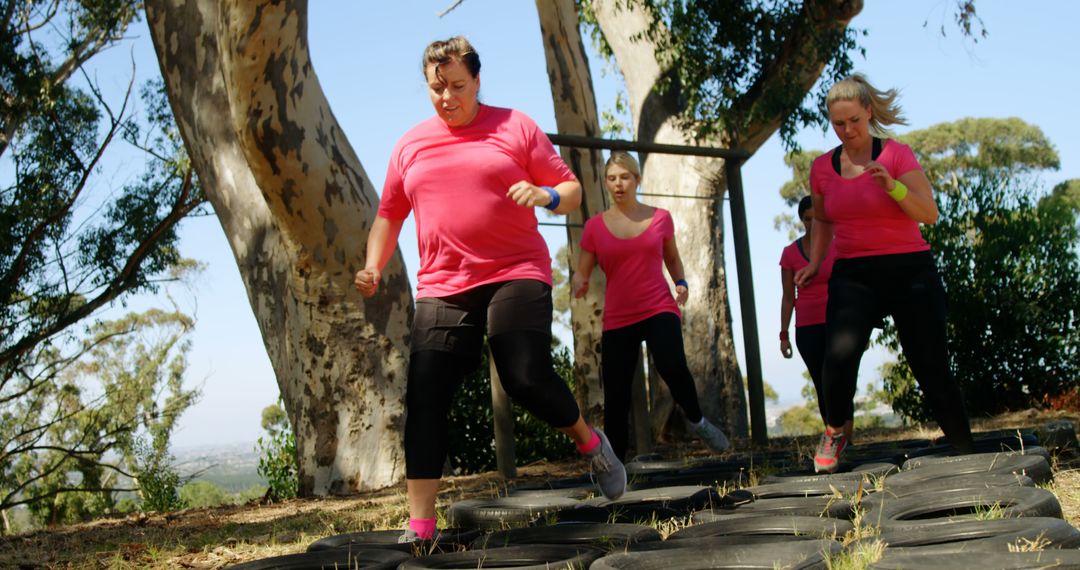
[
  {"left": 2, "top": 0, "right": 206, "bottom": 413},
  {"left": 2, "top": 308, "right": 199, "bottom": 527},
  {"left": 777, "top": 402, "right": 820, "bottom": 436},
  {"left": 615, "top": 0, "right": 862, "bottom": 145},
  {"left": 447, "top": 345, "right": 577, "bottom": 474},
  {"left": 261, "top": 402, "right": 290, "bottom": 439},
  {"left": 132, "top": 439, "right": 186, "bottom": 513},
  {"left": 881, "top": 173, "right": 1080, "bottom": 420},
  {"left": 256, "top": 411, "right": 298, "bottom": 502}
]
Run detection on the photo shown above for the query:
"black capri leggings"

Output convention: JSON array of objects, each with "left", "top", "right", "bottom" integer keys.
[
  {"left": 600, "top": 311, "right": 704, "bottom": 461},
  {"left": 822, "top": 251, "right": 973, "bottom": 451},
  {"left": 795, "top": 323, "right": 829, "bottom": 423},
  {"left": 403, "top": 280, "right": 581, "bottom": 479}
]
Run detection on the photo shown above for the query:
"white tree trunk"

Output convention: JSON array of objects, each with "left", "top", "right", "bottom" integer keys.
[
  {"left": 592, "top": 0, "right": 748, "bottom": 436},
  {"left": 146, "top": 0, "right": 411, "bottom": 495},
  {"left": 535, "top": 0, "right": 607, "bottom": 425}
]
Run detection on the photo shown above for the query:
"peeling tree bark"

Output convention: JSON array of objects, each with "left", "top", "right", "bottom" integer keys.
[
  {"left": 535, "top": 0, "right": 607, "bottom": 426},
  {"left": 146, "top": 0, "right": 411, "bottom": 495},
  {"left": 591, "top": 0, "right": 862, "bottom": 440}
]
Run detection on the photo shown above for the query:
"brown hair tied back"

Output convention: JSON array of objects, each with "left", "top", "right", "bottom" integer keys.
[{"left": 422, "top": 36, "right": 481, "bottom": 83}]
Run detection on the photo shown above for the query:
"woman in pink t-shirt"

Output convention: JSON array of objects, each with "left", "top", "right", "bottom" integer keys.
[
  {"left": 794, "top": 74, "right": 973, "bottom": 473},
  {"left": 354, "top": 37, "right": 625, "bottom": 542},
  {"left": 572, "top": 152, "right": 731, "bottom": 461},
  {"left": 779, "top": 196, "right": 838, "bottom": 430}
]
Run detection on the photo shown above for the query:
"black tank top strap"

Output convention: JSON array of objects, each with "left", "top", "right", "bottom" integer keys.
[{"left": 831, "top": 137, "right": 884, "bottom": 175}]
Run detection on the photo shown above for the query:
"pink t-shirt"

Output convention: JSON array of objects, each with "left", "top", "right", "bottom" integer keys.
[
  {"left": 810, "top": 139, "right": 930, "bottom": 259},
  {"left": 378, "top": 105, "right": 577, "bottom": 298},
  {"left": 779, "top": 239, "right": 836, "bottom": 327},
  {"left": 580, "top": 208, "right": 681, "bottom": 331}
]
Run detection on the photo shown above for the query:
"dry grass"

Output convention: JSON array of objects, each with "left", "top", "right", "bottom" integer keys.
[{"left": 3, "top": 410, "right": 1079, "bottom": 568}]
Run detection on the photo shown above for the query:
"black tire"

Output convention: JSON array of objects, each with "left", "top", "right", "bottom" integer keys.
[
  {"left": 470, "top": 522, "right": 661, "bottom": 550},
  {"left": 907, "top": 444, "right": 1049, "bottom": 468},
  {"left": 862, "top": 486, "right": 1063, "bottom": 523},
  {"left": 731, "top": 496, "right": 855, "bottom": 519},
  {"left": 669, "top": 514, "right": 853, "bottom": 540},
  {"left": 627, "top": 468, "right": 748, "bottom": 490},
  {"left": 447, "top": 496, "right": 580, "bottom": 530},
  {"left": 760, "top": 462, "right": 896, "bottom": 486},
  {"left": 307, "top": 529, "right": 479, "bottom": 553},
  {"left": 226, "top": 548, "right": 410, "bottom": 569},
  {"left": 555, "top": 485, "right": 720, "bottom": 524},
  {"left": 871, "top": 517, "right": 1080, "bottom": 552},
  {"left": 876, "top": 472, "right": 1035, "bottom": 500},
  {"left": 504, "top": 486, "right": 594, "bottom": 500},
  {"left": 627, "top": 534, "right": 820, "bottom": 551},
  {"left": 690, "top": 510, "right": 771, "bottom": 525},
  {"left": 907, "top": 433, "right": 1041, "bottom": 460},
  {"left": 870, "top": 550, "right": 1080, "bottom": 569},
  {"left": 590, "top": 538, "right": 841, "bottom": 569},
  {"left": 398, "top": 544, "right": 603, "bottom": 569},
  {"left": 888, "top": 453, "right": 1052, "bottom": 486},
  {"left": 743, "top": 479, "right": 864, "bottom": 499},
  {"left": 505, "top": 474, "right": 595, "bottom": 492}
]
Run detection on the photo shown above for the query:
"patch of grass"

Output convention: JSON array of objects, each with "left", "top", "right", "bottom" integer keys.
[{"left": 826, "top": 538, "right": 885, "bottom": 570}]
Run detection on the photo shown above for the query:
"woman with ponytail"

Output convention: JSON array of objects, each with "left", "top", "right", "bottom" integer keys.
[{"left": 795, "top": 74, "right": 974, "bottom": 473}]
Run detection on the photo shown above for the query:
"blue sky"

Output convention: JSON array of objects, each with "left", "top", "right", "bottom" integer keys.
[{"left": 106, "top": 1, "right": 1078, "bottom": 449}]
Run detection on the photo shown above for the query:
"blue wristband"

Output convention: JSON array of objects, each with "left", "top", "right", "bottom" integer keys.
[
  {"left": 541, "top": 186, "right": 560, "bottom": 211},
  {"left": 675, "top": 279, "right": 688, "bottom": 288}
]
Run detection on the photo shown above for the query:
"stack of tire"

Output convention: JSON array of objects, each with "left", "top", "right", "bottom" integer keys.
[{"left": 230, "top": 427, "right": 1080, "bottom": 569}]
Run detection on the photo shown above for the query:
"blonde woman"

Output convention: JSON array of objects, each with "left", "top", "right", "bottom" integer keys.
[
  {"left": 795, "top": 74, "right": 973, "bottom": 473},
  {"left": 573, "top": 152, "right": 730, "bottom": 461}
]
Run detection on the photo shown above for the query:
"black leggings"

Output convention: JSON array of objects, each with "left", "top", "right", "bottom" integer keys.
[
  {"left": 795, "top": 323, "right": 829, "bottom": 423},
  {"left": 600, "top": 312, "right": 704, "bottom": 461},
  {"left": 404, "top": 281, "right": 581, "bottom": 479},
  {"left": 822, "top": 251, "right": 973, "bottom": 450}
]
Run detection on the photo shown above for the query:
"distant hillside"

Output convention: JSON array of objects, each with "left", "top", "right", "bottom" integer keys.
[{"left": 172, "top": 441, "right": 265, "bottom": 493}]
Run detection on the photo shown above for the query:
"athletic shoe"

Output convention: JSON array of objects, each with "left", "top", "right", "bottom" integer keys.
[
  {"left": 586, "top": 428, "right": 626, "bottom": 500},
  {"left": 694, "top": 418, "right": 731, "bottom": 453},
  {"left": 397, "top": 528, "right": 441, "bottom": 544},
  {"left": 813, "top": 429, "right": 848, "bottom": 474}
]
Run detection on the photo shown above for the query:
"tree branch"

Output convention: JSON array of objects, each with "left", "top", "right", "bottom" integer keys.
[
  {"left": 729, "top": 0, "right": 863, "bottom": 153},
  {"left": 0, "top": 167, "right": 199, "bottom": 371}
]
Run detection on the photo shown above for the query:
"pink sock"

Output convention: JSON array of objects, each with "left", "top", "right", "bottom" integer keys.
[
  {"left": 577, "top": 429, "right": 601, "bottom": 454},
  {"left": 409, "top": 517, "right": 437, "bottom": 540}
]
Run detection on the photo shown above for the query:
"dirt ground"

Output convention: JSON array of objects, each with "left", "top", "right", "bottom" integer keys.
[{"left": 2, "top": 409, "right": 1078, "bottom": 569}]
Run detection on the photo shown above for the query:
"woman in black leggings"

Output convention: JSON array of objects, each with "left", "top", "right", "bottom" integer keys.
[
  {"left": 573, "top": 152, "right": 731, "bottom": 461},
  {"left": 795, "top": 74, "right": 973, "bottom": 473},
  {"left": 779, "top": 196, "right": 843, "bottom": 434}
]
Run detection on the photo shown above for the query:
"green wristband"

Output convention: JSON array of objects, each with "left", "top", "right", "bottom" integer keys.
[{"left": 888, "top": 180, "right": 908, "bottom": 202}]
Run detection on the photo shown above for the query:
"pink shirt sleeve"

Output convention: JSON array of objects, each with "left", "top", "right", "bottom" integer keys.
[
  {"left": 378, "top": 141, "right": 411, "bottom": 220},
  {"left": 518, "top": 111, "right": 577, "bottom": 187},
  {"left": 886, "top": 140, "right": 922, "bottom": 179},
  {"left": 657, "top": 208, "right": 675, "bottom": 240},
  {"left": 580, "top": 217, "right": 598, "bottom": 253}
]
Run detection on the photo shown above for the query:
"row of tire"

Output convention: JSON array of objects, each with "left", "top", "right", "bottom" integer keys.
[{"left": 232, "top": 429, "right": 1080, "bottom": 569}]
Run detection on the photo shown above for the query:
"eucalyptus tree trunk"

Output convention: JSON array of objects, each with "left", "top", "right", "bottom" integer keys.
[
  {"left": 146, "top": 0, "right": 411, "bottom": 494},
  {"left": 590, "top": 0, "right": 863, "bottom": 439},
  {"left": 535, "top": 0, "right": 608, "bottom": 426}
]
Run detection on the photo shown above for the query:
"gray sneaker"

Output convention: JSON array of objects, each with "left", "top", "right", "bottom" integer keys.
[
  {"left": 398, "top": 528, "right": 441, "bottom": 544},
  {"left": 694, "top": 418, "right": 731, "bottom": 453},
  {"left": 585, "top": 428, "right": 626, "bottom": 500}
]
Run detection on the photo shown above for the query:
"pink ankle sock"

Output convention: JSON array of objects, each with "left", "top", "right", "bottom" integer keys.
[
  {"left": 577, "top": 430, "right": 601, "bottom": 454},
  {"left": 409, "top": 517, "right": 437, "bottom": 539}
]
